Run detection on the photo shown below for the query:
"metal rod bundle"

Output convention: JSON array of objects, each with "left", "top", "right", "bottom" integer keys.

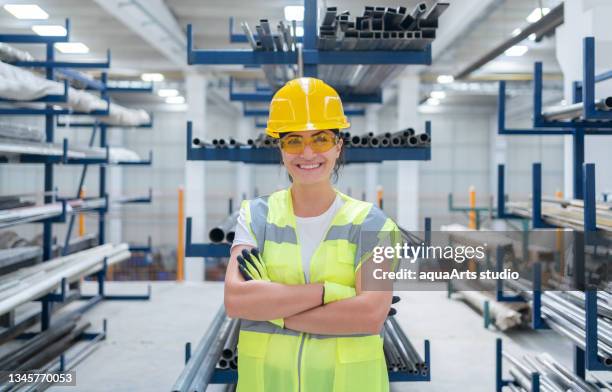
[
  {"left": 208, "top": 211, "right": 239, "bottom": 243},
  {"left": 503, "top": 349, "right": 601, "bottom": 392},
  {"left": 0, "top": 243, "right": 130, "bottom": 316},
  {"left": 384, "top": 316, "right": 426, "bottom": 375},
  {"left": 317, "top": 3, "right": 447, "bottom": 94},
  {"left": 172, "top": 306, "right": 227, "bottom": 392},
  {"left": 504, "top": 282, "right": 612, "bottom": 364},
  {"left": 0, "top": 203, "right": 69, "bottom": 228},
  {"left": 542, "top": 97, "right": 612, "bottom": 121}
]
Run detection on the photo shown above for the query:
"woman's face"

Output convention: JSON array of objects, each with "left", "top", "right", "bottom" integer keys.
[{"left": 280, "top": 129, "right": 342, "bottom": 185}]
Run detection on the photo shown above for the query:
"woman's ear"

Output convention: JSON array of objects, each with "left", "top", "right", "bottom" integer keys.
[{"left": 335, "top": 138, "right": 343, "bottom": 158}]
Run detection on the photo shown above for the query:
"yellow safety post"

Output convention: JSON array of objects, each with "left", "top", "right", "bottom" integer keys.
[
  {"left": 177, "top": 187, "right": 185, "bottom": 281},
  {"left": 468, "top": 186, "right": 476, "bottom": 229},
  {"left": 78, "top": 188, "right": 86, "bottom": 236},
  {"left": 555, "top": 190, "right": 564, "bottom": 276},
  {"left": 376, "top": 185, "right": 383, "bottom": 209}
]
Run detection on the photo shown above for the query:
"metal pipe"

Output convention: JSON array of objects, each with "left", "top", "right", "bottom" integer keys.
[
  {"left": 190, "top": 315, "right": 234, "bottom": 391},
  {"left": 171, "top": 306, "right": 226, "bottom": 392},
  {"left": 222, "top": 319, "right": 240, "bottom": 359},
  {"left": 542, "top": 97, "right": 612, "bottom": 121},
  {"left": 0, "top": 244, "right": 128, "bottom": 315},
  {"left": 209, "top": 211, "right": 239, "bottom": 243}
]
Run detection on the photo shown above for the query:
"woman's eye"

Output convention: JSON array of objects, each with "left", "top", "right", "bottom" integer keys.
[
  {"left": 313, "top": 135, "right": 330, "bottom": 143},
  {"left": 287, "top": 138, "right": 303, "bottom": 145}
]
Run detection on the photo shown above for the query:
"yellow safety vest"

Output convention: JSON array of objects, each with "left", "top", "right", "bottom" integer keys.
[{"left": 237, "top": 188, "right": 399, "bottom": 392}]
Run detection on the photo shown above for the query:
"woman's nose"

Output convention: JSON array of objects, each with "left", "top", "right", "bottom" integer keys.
[{"left": 300, "top": 144, "right": 316, "bottom": 158}]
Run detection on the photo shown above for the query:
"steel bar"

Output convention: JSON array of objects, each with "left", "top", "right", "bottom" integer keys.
[
  {"left": 208, "top": 212, "right": 239, "bottom": 243},
  {"left": 455, "top": 4, "right": 563, "bottom": 80},
  {"left": 388, "top": 316, "right": 424, "bottom": 368},
  {"left": 222, "top": 319, "right": 240, "bottom": 359},
  {"left": 0, "top": 244, "right": 129, "bottom": 316},
  {"left": 542, "top": 97, "right": 612, "bottom": 121},
  {"left": 171, "top": 306, "right": 226, "bottom": 392},
  {"left": 191, "top": 316, "right": 234, "bottom": 391}
]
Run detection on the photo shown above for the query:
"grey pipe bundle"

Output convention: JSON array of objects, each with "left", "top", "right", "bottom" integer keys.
[
  {"left": 209, "top": 211, "right": 239, "bottom": 243},
  {"left": 504, "top": 281, "right": 612, "bottom": 365},
  {"left": 384, "top": 316, "right": 426, "bottom": 375},
  {"left": 542, "top": 97, "right": 612, "bottom": 121},
  {"left": 503, "top": 349, "right": 601, "bottom": 392}
]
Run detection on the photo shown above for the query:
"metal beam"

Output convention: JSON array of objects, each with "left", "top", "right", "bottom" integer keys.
[
  {"left": 455, "top": 4, "right": 563, "bottom": 80},
  {"left": 92, "top": 0, "right": 187, "bottom": 69}
]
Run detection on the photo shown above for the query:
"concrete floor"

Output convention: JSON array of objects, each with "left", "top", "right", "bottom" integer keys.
[{"left": 43, "top": 281, "right": 579, "bottom": 392}]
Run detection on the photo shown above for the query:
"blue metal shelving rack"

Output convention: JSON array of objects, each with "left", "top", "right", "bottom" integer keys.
[
  {"left": 493, "top": 36, "right": 612, "bottom": 385},
  {"left": 186, "top": 121, "right": 431, "bottom": 164},
  {"left": 0, "top": 19, "right": 152, "bottom": 345}
]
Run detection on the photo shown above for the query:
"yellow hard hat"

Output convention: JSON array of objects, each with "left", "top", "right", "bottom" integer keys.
[{"left": 266, "top": 77, "right": 350, "bottom": 138}]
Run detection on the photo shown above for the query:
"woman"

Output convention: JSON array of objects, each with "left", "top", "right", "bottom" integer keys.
[{"left": 224, "top": 77, "right": 399, "bottom": 392}]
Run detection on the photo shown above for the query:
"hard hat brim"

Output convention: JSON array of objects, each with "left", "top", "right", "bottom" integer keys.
[{"left": 266, "top": 120, "right": 350, "bottom": 139}]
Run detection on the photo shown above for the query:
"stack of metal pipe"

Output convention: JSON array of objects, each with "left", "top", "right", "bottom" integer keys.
[
  {"left": 542, "top": 97, "right": 612, "bottom": 121},
  {"left": 193, "top": 134, "right": 278, "bottom": 150},
  {"left": 348, "top": 128, "right": 429, "bottom": 148},
  {"left": 0, "top": 243, "right": 130, "bottom": 316},
  {"left": 209, "top": 212, "right": 239, "bottom": 243},
  {"left": 173, "top": 307, "right": 426, "bottom": 391},
  {"left": 318, "top": 2, "right": 448, "bottom": 94},
  {"left": 503, "top": 350, "right": 604, "bottom": 391},
  {"left": 240, "top": 19, "right": 297, "bottom": 89},
  {"left": 193, "top": 128, "right": 429, "bottom": 152},
  {"left": 505, "top": 280, "right": 612, "bottom": 366},
  {"left": 217, "top": 319, "right": 240, "bottom": 370},
  {"left": 384, "top": 316, "right": 427, "bottom": 375}
]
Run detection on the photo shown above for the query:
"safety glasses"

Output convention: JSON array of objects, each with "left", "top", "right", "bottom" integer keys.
[{"left": 279, "top": 132, "right": 339, "bottom": 154}]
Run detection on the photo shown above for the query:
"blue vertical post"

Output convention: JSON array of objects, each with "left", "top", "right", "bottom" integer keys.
[
  {"left": 582, "top": 37, "right": 595, "bottom": 119},
  {"left": 497, "top": 164, "right": 506, "bottom": 217},
  {"left": 303, "top": 0, "right": 318, "bottom": 77},
  {"left": 585, "top": 290, "right": 603, "bottom": 371},
  {"left": 495, "top": 338, "right": 503, "bottom": 392},
  {"left": 424, "top": 217, "right": 431, "bottom": 246},
  {"left": 573, "top": 82, "right": 584, "bottom": 200},
  {"left": 531, "top": 263, "right": 548, "bottom": 329},
  {"left": 98, "top": 124, "right": 107, "bottom": 245},
  {"left": 574, "top": 346, "right": 585, "bottom": 379},
  {"left": 583, "top": 163, "right": 596, "bottom": 232},
  {"left": 533, "top": 62, "right": 543, "bottom": 126},
  {"left": 532, "top": 163, "right": 544, "bottom": 228},
  {"left": 531, "top": 373, "right": 540, "bottom": 392},
  {"left": 41, "top": 41, "right": 55, "bottom": 331}
]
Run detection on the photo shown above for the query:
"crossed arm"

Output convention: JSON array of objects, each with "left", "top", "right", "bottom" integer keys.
[{"left": 224, "top": 244, "right": 392, "bottom": 335}]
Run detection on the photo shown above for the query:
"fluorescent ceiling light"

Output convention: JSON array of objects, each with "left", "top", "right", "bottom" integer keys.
[
  {"left": 526, "top": 7, "right": 550, "bottom": 23},
  {"left": 437, "top": 75, "right": 454, "bottom": 84},
  {"left": 158, "top": 88, "right": 179, "bottom": 97},
  {"left": 426, "top": 98, "right": 440, "bottom": 106},
  {"left": 430, "top": 91, "right": 446, "bottom": 99},
  {"left": 166, "top": 96, "right": 185, "bottom": 104},
  {"left": 141, "top": 73, "right": 164, "bottom": 82},
  {"left": 295, "top": 26, "right": 304, "bottom": 37},
  {"left": 3, "top": 4, "right": 48, "bottom": 19},
  {"left": 32, "top": 25, "right": 67, "bottom": 36},
  {"left": 55, "top": 42, "right": 89, "bottom": 54},
  {"left": 529, "top": 33, "right": 537, "bottom": 41},
  {"left": 504, "top": 45, "right": 528, "bottom": 57},
  {"left": 284, "top": 5, "right": 304, "bottom": 21},
  {"left": 511, "top": 28, "right": 521, "bottom": 37}
]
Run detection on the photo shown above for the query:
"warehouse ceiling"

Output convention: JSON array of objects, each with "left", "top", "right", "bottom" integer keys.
[{"left": 0, "top": 0, "right": 565, "bottom": 107}]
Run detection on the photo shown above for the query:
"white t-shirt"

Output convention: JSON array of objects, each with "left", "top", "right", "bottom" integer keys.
[{"left": 231, "top": 195, "right": 344, "bottom": 283}]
